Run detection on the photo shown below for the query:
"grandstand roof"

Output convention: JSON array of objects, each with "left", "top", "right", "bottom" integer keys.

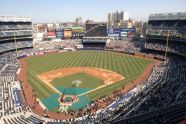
[
  {"left": 0, "top": 16, "right": 32, "bottom": 22},
  {"left": 149, "top": 12, "right": 186, "bottom": 20}
]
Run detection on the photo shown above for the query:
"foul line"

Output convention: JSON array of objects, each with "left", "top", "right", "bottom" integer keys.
[{"left": 77, "top": 85, "right": 107, "bottom": 97}]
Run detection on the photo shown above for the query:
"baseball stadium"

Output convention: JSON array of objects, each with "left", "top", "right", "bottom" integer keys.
[{"left": 0, "top": 1, "right": 186, "bottom": 124}]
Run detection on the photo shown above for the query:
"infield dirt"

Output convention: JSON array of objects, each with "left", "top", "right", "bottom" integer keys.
[{"left": 37, "top": 67, "right": 125, "bottom": 95}]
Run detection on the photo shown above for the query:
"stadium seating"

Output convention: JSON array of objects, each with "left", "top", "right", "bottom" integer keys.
[
  {"left": 0, "top": 14, "right": 186, "bottom": 123},
  {"left": 0, "top": 41, "right": 33, "bottom": 53},
  {"left": 0, "top": 31, "right": 32, "bottom": 38},
  {"left": 148, "top": 20, "right": 186, "bottom": 28},
  {"left": 106, "top": 39, "right": 143, "bottom": 53},
  {"left": 128, "top": 57, "right": 186, "bottom": 114},
  {"left": 0, "top": 22, "right": 32, "bottom": 31},
  {"left": 100, "top": 56, "right": 186, "bottom": 123},
  {"left": 144, "top": 42, "right": 186, "bottom": 55},
  {"left": 34, "top": 39, "right": 82, "bottom": 51},
  {"left": 0, "top": 39, "right": 186, "bottom": 123}
]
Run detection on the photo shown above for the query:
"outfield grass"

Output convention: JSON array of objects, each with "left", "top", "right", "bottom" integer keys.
[
  {"left": 27, "top": 50, "right": 153, "bottom": 100},
  {"left": 51, "top": 73, "right": 103, "bottom": 89}
]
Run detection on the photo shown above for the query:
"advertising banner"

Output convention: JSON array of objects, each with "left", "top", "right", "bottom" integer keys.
[
  {"left": 47, "top": 31, "right": 56, "bottom": 36},
  {"left": 56, "top": 29, "right": 64, "bottom": 38},
  {"left": 108, "top": 28, "right": 136, "bottom": 37},
  {"left": 72, "top": 32, "right": 85, "bottom": 38},
  {"left": 72, "top": 27, "right": 84, "bottom": 33},
  {"left": 13, "top": 89, "right": 21, "bottom": 107},
  {"left": 64, "top": 29, "right": 72, "bottom": 38},
  {"left": 120, "top": 28, "right": 136, "bottom": 37}
]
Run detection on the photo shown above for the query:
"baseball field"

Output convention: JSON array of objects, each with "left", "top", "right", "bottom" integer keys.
[{"left": 26, "top": 50, "right": 154, "bottom": 112}]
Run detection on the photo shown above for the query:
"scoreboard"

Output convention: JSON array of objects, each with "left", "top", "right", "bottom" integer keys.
[{"left": 108, "top": 28, "right": 136, "bottom": 37}]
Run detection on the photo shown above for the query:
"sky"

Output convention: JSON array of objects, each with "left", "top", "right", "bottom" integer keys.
[{"left": 0, "top": 0, "right": 186, "bottom": 23}]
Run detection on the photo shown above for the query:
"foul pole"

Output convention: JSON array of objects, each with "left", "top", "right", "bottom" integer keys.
[
  {"left": 14, "top": 31, "right": 18, "bottom": 58},
  {"left": 164, "top": 30, "right": 170, "bottom": 60}
]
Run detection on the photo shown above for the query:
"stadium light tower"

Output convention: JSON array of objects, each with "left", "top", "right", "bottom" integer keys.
[{"left": 164, "top": 30, "right": 170, "bottom": 60}]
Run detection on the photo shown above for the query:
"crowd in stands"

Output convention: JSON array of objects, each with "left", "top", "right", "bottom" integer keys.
[
  {"left": 146, "top": 30, "right": 186, "bottom": 42},
  {"left": 0, "top": 51, "right": 25, "bottom": 117},
  {"left": 0, "top": 41, "right": 33, "bottom": 52},
  {"left": 0, "top": 25, "right": 32, "bottom": 30},
  {"left": 99, "top": 61, "right": 168, "bottom": 121},
  {"left": 0, "top": 63, "right": 5, "bottom": 71},
  {"left": 127, "top": 57, "right": 186, "bottom": 115},
  {"left": 147, "top": 17, "right": 186, "bottom": 42},
  {"left": 106, "top": 40, "right": 143, "bottom": 54},
  {"left": 108, "top": 57, "right": 186, "bottom": 123},
  {"left": 143, "top": 51, "right": 165, "bottom": 60},
  {"left": 34, "top": 39, "right": 82, "bottom": 51},
  {"left": 2, "top": 114, "right": 45, "bottom": 124},
  {"left": 147, "top": 28, "right": 186, "bottom": 35},
  {"left": 0, "top": 52, "right": 19, "bottom": 65},
  {"left": 0, "top": 30, "right": 32, "bottom": 37},
  {"left": 0, "top": 49, "right": 55, "bottom": 124},
  {"left": 148, "top": 18, "right": 186, "bottom": 28},
  {"left": 17, "top": 49, "right": 35, "bottom": 56},
  {"left": 145, "top": 42, "right": 186, "bottom": 55}
]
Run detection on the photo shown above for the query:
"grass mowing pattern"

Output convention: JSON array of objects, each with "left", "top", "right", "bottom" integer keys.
[
  {"left": 27, "top": 50, "right": 153, "bottom": 100},
  {"left": 51, "top": 73, "right": 103, "bottom": 89},
  {"left": 28, "top": 67, "right": 55, "bottom": 99}
]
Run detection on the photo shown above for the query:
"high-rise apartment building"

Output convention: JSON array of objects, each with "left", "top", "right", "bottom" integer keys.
[
  {"left": 75, "top": 17, "right": 83, "bottom": 25},
  {"left": 108, "top": 10, "right": 129, "bottom": 26}
]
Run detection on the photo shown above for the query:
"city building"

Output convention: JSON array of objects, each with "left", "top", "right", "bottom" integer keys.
[
  {"left": 75, "top": 17, "right": 83, "bottom": 26},
  {"left": 108, "top": 10, "right": 129, "bottom": 27}
]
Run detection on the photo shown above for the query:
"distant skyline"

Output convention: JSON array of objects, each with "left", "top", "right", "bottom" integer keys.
[{"left": 0, "top": 0, "right": 186, "bottom": 23}]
